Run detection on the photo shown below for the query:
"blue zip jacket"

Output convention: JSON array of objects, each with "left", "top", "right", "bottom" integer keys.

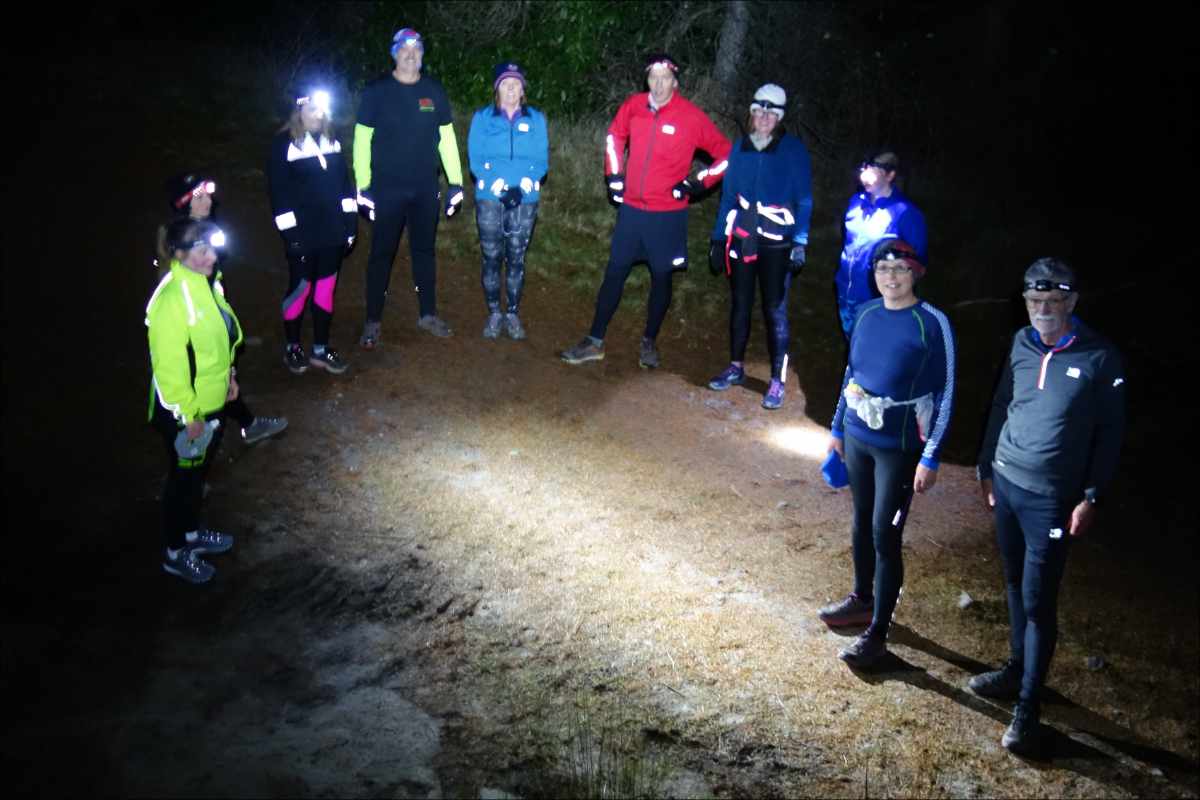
[
  {"left": 831, "top": 297, "right": 955, "bottom": 469},
  {"left": 711, "top": 132, "right": 812, "bottom": 246},
  {"left": 467, "top": 104, "right": 549, "bottom": 204},
  {"left": 836, "top": 187, "right": 927, "bottom": 307}
]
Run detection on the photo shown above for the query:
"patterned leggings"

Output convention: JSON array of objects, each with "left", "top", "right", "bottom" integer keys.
[{"left": 476, "top": 200, "right": 538, "bottom": 314}]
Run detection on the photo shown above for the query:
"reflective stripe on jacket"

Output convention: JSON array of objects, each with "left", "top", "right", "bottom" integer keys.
[
  {"left": 468, "top": 105, "right": 549, "bottom": 204},
  {"left": 145, "top": 261, "right": 243, "bottom": 424},
  {"left": 604, "top": 92, "right": 731, "bottom": 212}
]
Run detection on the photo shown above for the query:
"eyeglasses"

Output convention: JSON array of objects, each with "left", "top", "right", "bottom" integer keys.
[
  {"left": 1024, "top": 294, "right": 1069, "bottom": 308},
  {"left": 874, "top": 265, "right": 912, "bottom": 276}
]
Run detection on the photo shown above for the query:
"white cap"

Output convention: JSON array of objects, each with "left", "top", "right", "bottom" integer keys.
[{"left": 750, "top": 83, "right": 787, "bottom": 118}]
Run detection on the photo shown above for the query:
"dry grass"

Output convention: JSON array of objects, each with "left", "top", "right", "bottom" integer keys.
[{"left": 276, "top": 350, "right": 1200, "bottom": 798}]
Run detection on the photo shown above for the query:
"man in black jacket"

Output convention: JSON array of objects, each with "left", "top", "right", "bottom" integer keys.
[{"left": 971, "top": 258, "right": 1126, "bottom": 756}]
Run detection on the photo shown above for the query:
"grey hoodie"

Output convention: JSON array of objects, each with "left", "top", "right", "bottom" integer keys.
[{"left": 978, "top": 319, "right": 1125, "bottom": 501}]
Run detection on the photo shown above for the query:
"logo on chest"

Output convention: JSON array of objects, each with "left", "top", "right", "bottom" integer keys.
[
  {"left": 1066, "top": 367, "right": 1080, "bottom": 379},
  {"left": 419, "top": 98, "right": 435, "bottom": 112}
]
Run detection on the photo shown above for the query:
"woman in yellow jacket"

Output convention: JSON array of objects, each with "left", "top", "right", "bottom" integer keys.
[{"left": 146, "top": 218, "right": 241, "bottom": 584}]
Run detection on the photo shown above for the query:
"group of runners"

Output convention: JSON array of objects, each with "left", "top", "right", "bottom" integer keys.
[{"left": 144, "top": 28, "right": 1126, "bottom": 759}]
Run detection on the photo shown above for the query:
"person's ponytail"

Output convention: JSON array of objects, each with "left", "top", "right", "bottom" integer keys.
[{"left": 155, "top": 224, "right": 172, "bottom": 279}]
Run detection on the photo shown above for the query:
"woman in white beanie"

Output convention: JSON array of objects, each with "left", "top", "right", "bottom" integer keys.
[{"left": 707, "top": 83, "right": 813, "bottom": 409}]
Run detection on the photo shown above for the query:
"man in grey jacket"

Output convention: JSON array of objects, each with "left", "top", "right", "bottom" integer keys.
[{"left": 971, "top": 258, "right": 1126, "bottom": 757}]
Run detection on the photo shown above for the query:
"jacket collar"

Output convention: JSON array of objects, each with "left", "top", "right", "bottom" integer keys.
[
  {"left": 490, "top": 104, "right": 529, "bottom": 120},
  {"left": 1026, "top": 315, "right": 1082, "bottom": 351},
  {"left": 740, "top": 130, "right": 784, "bottom": 154}
]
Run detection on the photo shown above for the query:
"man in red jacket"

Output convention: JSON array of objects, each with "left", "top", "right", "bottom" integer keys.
[{"left": 561, "top": 53, "right": 731, "bottom": 368}]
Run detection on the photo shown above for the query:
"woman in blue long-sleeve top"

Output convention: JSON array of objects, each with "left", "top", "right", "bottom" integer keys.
[
  {"left": 818, "top": 236, "right": 955, "bottom": 669},
  {"left": 467, "top": 61, "right": 549, "bottom": 340},
  {"left": 706, "top": 83, "right": 812, "bottom": 410}
]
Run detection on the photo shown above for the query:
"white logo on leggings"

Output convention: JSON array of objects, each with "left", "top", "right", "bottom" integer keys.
[{"left": 1049, "top": 527, "right": 1063, "bottom": 539}]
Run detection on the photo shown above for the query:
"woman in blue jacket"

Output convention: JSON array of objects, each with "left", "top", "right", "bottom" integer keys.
[
  {"left": 467, "top": 62, "right": 549, "bottom": 340},
  {"left": 707, "top": 84, "right": 812, "bottom": 409},
  {"left": 819, "top": 237, "right": 955, "bottom": 669},
  {"left": 834, "top": 151, "right": 927, "bottom": 338}
]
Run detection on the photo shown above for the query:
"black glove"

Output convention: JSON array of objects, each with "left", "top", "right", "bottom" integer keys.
[
  {"left": 356, "top": 188, "right": 376, "bottom": 222},
  {"left": 789, "top": 244, "right": 806, "bottom": 274},
  {"left": 444, "top": 184, "right": 464, "bottom": 218},
  {"left": 672, "top": 178, "right": 699, "bottom": 201},
  {"left": 501, "top": 186, "right": 524, "bottom": 210},
  {"left": 606, "top": 173, "right": 625, "bottom": 206},
  {"left": 708, "top": 240, "right": 725, "bottom": 276}
]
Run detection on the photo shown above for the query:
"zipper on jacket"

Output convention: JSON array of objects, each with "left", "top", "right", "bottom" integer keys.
[
  {"left": 1036, "top": 334, "right": 1077, "bottom": 390},
  {"left": 639, "top": 107, "right": 658, "bottom": 205}
]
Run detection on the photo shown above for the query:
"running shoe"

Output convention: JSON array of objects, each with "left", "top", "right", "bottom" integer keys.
[
  {"left": 309, "top": 348, "right": 349, "bottom": 374},
  {"left": 968, "top": 658, "right": 1023, "bottom": 700},
  {"left": 162, "top": 547, "right": 215, "bottom": 585},
  {"left": 504, "top": 313, "right": 527, "bottom": 341},
  {"left": 417, "top": 315, "right": 453, "bottom": 337},
  {"left": 359, "top": 320, "right": 381, "bottom": 350},
  {"left": 482, "top": 312, "right": 503, "bottom": 339},
  {"left": 1002, "top": 703, "right": 1042, "bottom": 756},
  {"left": 561, "top": 336, "right": 605, "bottom": 364},
  {"left": 638, "top": 337, "right": 660, "bottom": 369},
  {"left": 762, "top": 378, "right": 785, "bottom": 410},
  {"left": 708, "top": 364, "right": 745, "bottom": 391},
  {"left": 284, "top": 345, "right": 308, "bottom": 374},
  {"left": 184, "top": 528, "right": 233, "bottom": 555},
  {"left": 242, "top": 416, "right": 288, "bottom": 445},
  {"left": 838, "top": 632, "right": 887, "bottom": 668},
  {"left": 818, "top": 593, "right": 874, "bottom": 627}
]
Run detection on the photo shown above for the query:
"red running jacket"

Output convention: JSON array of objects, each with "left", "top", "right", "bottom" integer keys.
[{"left": 604, "top": 92, "right": 732, "bottom": 212}]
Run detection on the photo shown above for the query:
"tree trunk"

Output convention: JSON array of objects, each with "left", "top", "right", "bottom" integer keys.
[{"left": 713, "top": 0, "right": 750, "bottom": 99}]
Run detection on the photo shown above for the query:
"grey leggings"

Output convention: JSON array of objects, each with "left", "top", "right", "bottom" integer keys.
[{"left": 476, "top": 199, "right": 538, "bottom": 314}]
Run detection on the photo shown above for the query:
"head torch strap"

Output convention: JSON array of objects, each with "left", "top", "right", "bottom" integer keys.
[{"left": 1024, "top": 279, "right": 1074, "bottom": 293}]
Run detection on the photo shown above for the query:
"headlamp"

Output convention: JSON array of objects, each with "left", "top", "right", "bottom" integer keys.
[
  {"left": 859, "top": 159, "right": 895, "bottom": 173},
  {"left": 297, "top": 90, "right": 332, "bottom": 118},
  {"left": 751, "top": 101, "right": 786, "bottom": 114},
  {"left": 1023, "top": 278, "right": 1074, "bottom": 293},
  {"left": 191, "top": 228, "right": 226, "bottom": 250},
  {"left": 875, "top": 244, "right": 916, "bottom": 263},
  {"left": 175, "top": 179, "right": 215, "bottom": 208},
  {"left": 646, "top": 59, "right": 679, "bottom": 73}
]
